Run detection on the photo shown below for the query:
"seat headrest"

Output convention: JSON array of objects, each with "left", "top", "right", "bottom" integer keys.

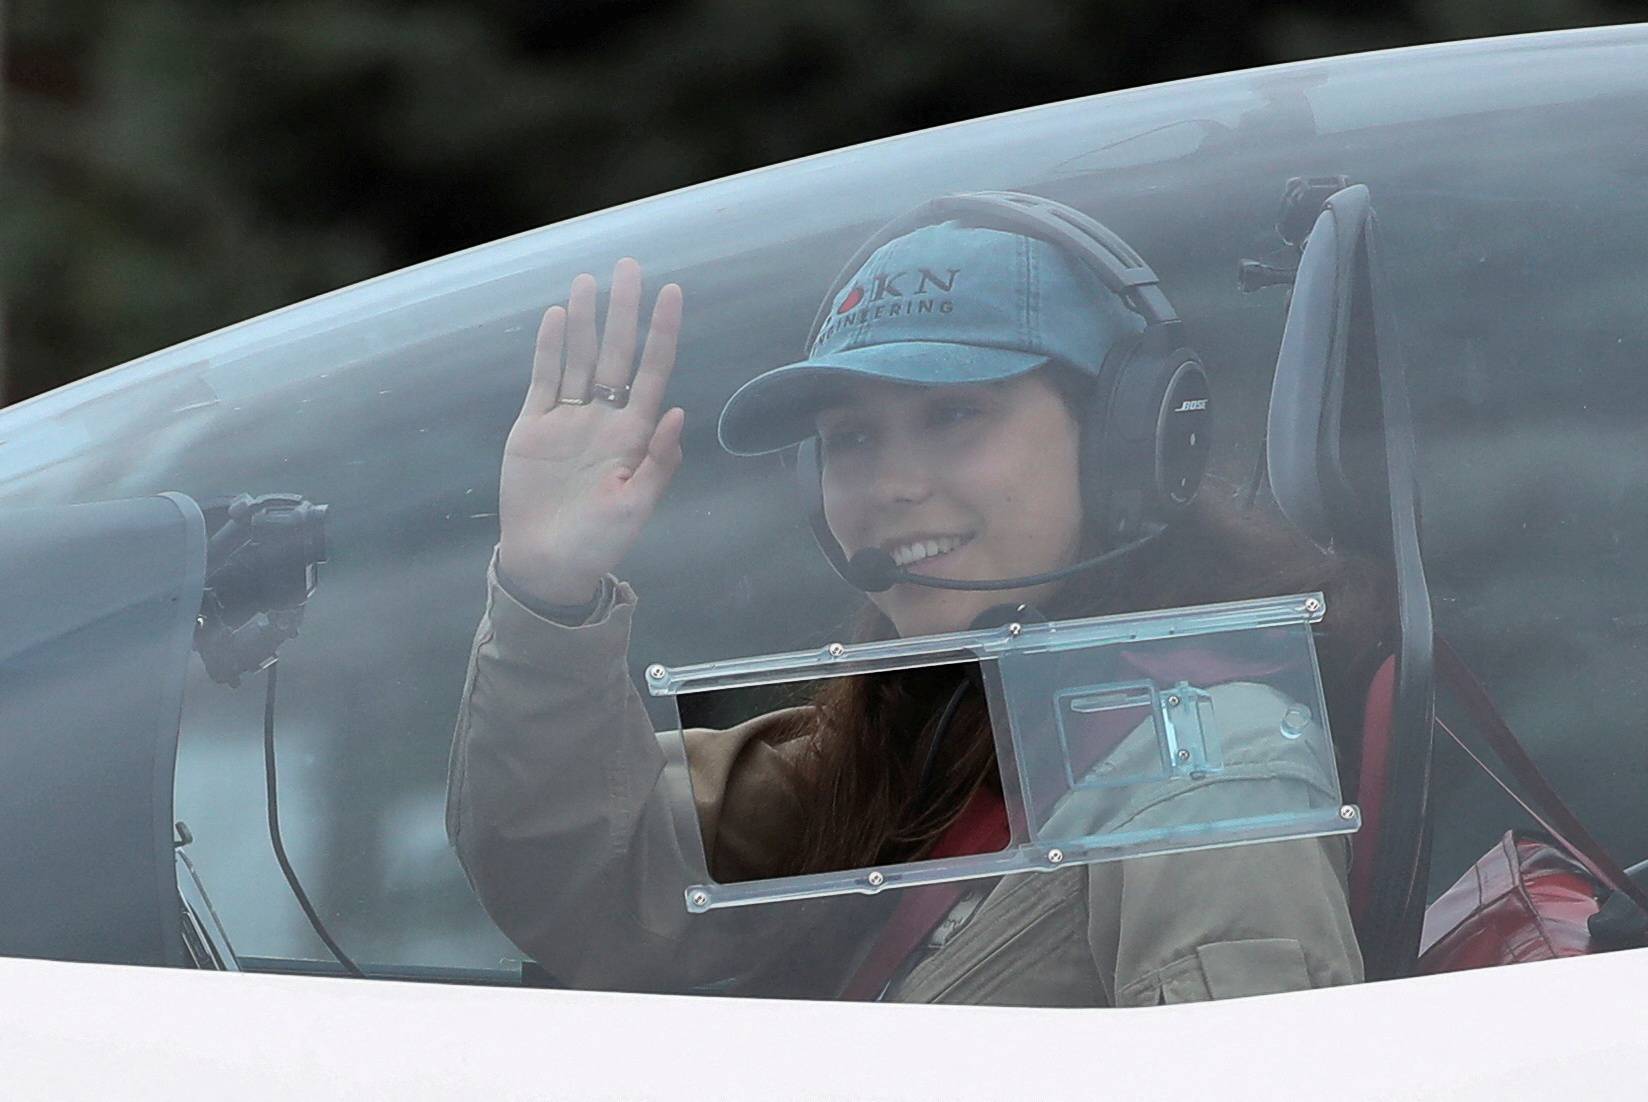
[{"left": 1267, "top": 184, "right": 1392, "bottom": 553}]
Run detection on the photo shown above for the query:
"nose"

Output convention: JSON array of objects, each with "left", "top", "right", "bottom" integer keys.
[{"left": 867, "top": 433, "right": 936, "bottom": 506}]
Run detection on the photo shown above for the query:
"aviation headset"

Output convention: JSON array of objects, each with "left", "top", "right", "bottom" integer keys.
[{"left": 788, "top": 191, "right": 1212, "bottom": 591}]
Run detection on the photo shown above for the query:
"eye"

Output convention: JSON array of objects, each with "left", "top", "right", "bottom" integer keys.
[
  {"left": 928, "top": 399, "right": 982, "bottom": 429},
  {"left": 819, "top": 424, "right": 871, "bottom": 456}
]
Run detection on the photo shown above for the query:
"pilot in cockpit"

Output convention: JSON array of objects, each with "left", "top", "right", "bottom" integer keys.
[{"left": 446, "top": 192, "right": 1376, "bottom": 1005}]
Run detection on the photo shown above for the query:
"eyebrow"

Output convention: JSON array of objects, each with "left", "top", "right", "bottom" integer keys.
[{"left": 813, "top": 379, "right": 1010, "bottom": 425}]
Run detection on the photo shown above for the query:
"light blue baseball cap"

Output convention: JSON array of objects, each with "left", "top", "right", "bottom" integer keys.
[{"left": 717, "top": 219, "right": 1148, "bottom": 455}]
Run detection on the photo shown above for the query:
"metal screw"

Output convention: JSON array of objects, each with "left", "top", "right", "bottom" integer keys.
[
  {"left": 1304, "top": 597, "right": 1323, "bottom": 615},
  {"left": 1176, "top": 748, "right": 1191, "bottom": 763},
  {"left": 1007, "top": 622, "right": 1023, "bottom": 637},
  {"left": 1339, "top": 805, "right": 1357, "bottom": 821},
  {"left": 647, "top": 664, "right": 666, "bottom": 681},
  {"left": 867, "top": 870, "right": 885, "bottom": 887},
  {"left": 827, "top": 642, "right": 846, "bottom": 658},
  {"left": 1047, "top": 848, "right": 1065, "bottom": 864},
  {"left": 690, "top": 890, "right": 709, "bottom": 908},
  {"left": 1167, "top": 694, "right": 1181, "bottom": 707}
]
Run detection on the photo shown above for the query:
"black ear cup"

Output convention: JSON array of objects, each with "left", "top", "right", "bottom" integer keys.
[
  {"left": 1156, "top": 357, "right": 1211, "bottom": 509},
  {"left": 1083, "top": 324, "right": 1211, "bottom": 544}
]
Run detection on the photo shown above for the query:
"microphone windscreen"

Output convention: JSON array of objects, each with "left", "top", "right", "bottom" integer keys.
[{"left": 844, "top": 547, "right": 899, "bottom": 593}]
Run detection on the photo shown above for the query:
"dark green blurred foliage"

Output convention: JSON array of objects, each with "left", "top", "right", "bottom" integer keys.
[{"left": 2, "top": 0, "right": 1643, "bottom": 403}]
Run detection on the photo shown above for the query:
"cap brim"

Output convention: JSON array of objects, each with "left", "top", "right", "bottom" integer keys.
[{"left": 717, "top": 342, "right": 1050, "bottom": 456}]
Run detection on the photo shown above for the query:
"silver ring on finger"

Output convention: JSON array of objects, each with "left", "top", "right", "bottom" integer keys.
[
  {"left": 556, "top": 394, "right": 591, "bottom": 406},
  {"left": 591, "top": 382, "right": 631, "bottom": 408}
]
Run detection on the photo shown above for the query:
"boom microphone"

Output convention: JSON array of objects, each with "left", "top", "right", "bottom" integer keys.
[{"left": 841, "top": 528, "right": 1163, "bottom": 594}]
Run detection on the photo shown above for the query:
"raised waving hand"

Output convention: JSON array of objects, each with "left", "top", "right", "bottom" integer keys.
[{"left": 498, "top": 258, "right": 686, "bottom": 606}]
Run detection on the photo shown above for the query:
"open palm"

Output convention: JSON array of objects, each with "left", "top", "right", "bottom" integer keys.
[{"left": 498, "top": 258, "right": 686, "bottom": 606}]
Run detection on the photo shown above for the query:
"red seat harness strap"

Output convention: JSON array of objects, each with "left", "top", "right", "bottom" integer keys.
[{"left": 839, "top": 786, "right": 1010, "bottom": 1001}]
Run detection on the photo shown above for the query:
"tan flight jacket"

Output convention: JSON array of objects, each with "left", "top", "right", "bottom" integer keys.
[{"left": 447, "top": 553, "right": 1365, "bottom": 1005}]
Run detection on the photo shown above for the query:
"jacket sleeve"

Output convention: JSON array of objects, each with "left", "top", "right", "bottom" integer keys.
[
  {"left": 1082, "top": 681, "right": 1365, "bottom": 1005},
  {"left": 1086, "top": 833, "right": 1362, "bottom": 1005},
  {"left": 445, "top": 550, "right": 843, "bottom": 994}
]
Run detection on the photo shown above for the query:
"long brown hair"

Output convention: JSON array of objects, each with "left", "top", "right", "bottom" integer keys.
[{"left": 783, "top": 378, "right": 1394, "bottom": 876}]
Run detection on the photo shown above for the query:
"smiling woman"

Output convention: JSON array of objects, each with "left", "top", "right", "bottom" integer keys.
[{"left": 447, "top": 192, "right": 1370, "bottom": 1004}]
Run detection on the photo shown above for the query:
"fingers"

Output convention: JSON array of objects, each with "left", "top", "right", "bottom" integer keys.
[
  {"left": 593, "top": 258, "right": 642, "bottom": 391},
  {"left": 627, "top": 282, "right": 683, "bottom": 423},
  {"left": 560, "top": 272, "right": 600, "bottom": 401},
  {"left": 521, "top": 305, "right": 567, "bottom": 416},
  {"left": 527, "top": 264, "right": 678, "bottom": 422},
  {"left": 627, "top": 407, "right": 686, "bottom": 506}
]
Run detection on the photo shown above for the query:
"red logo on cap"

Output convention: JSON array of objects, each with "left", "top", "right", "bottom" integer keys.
[{"left": 836, "top": 285, "right": 864, "bottom": 314}]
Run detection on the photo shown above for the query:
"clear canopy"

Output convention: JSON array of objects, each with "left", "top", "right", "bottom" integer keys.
[{"left": 3, "top": 26, "right": 1648, "bottom": 999}]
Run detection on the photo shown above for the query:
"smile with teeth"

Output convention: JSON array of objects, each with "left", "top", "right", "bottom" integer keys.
[{"left": 887, "top": 533, "right": 974, "bottom": 568}]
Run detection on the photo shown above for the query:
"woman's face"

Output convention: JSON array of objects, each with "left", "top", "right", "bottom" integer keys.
[{"left": 817, "top": 370, "right": 1084, "bottom": 638}]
